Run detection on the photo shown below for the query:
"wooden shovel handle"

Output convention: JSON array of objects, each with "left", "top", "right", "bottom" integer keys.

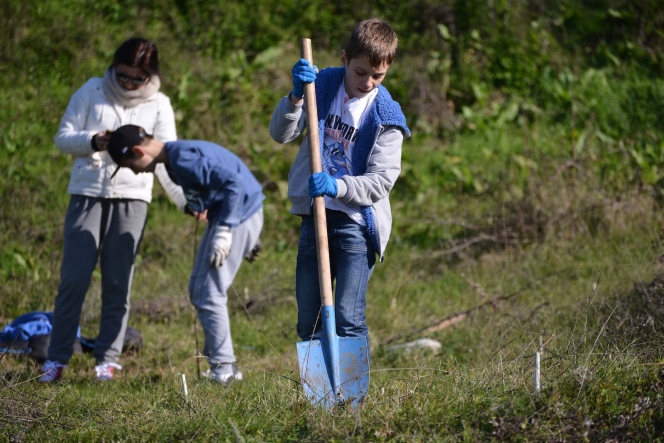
[{"left": 301, "top": 38, "right": 334, "bottom": 308}]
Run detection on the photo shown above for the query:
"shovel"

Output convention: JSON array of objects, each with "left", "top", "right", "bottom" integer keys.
[{"left": 295, "top": 38, "right": 370, "bottom": 410}]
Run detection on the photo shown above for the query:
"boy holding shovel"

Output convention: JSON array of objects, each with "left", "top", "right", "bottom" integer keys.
[
  {"left": 107, "top": 124, "right": 264, "bottom": 385},
  {"left": 269, "top": 19, "right": 410, "bottom": 353}
]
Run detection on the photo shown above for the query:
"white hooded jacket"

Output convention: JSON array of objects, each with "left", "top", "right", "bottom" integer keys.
[{"left": 54, "top": 77, "right": 186, "bottom": 208}]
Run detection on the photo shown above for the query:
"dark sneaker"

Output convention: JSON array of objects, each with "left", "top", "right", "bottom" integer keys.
[{"left": 39, "top": 360, "right": 66, "bottom": 383}]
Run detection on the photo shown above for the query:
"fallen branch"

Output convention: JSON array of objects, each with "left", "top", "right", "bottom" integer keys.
[
  {"left": 384, "top": 287, "right": 515, "bottom": 345},
  {"left": 383, "top": 269, "right": 569, "bottom": 345},
  {"left": 426, "top": 293, "right": 512, "bottom": 336},
  {"left": 427, "top": 233, "right": 502, "bottom": 258}
]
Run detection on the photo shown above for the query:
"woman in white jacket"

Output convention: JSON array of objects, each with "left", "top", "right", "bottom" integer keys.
[{"left": 40, "top": 37, "right": 186, "bottom": 382}]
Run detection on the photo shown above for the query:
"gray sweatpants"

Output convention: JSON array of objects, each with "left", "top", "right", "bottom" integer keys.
[
  {"left": 48, "top": 195, "right": 147, "bottom": 365},
  {"left": 188, "top": 208, "right": 263, "bottom": 368}
]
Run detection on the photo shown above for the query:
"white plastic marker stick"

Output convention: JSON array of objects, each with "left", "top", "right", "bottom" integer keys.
[
  {"left": 181, "top": 373, "right": 189, "bottom": 403},
  {"left": 534, "top": 351, "right": 541, "bottom": 393},
  {"left": 534, "top": 336, "right": 542, "bottom": 394}
]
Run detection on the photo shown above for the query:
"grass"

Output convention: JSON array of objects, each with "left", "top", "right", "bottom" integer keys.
[
  {"left": 3, "top": 169, "right": 664, "bottom": 440},
  {"left": 3, "top": 119, "right": 664, "bottom": 440},
  {"left": 2, "top": 3, "right": 664, "bottom": 438}
]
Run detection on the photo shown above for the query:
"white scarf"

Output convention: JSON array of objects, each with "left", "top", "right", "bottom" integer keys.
[{"left": 102, "top": 67, "right": 161, "bottom": 108}]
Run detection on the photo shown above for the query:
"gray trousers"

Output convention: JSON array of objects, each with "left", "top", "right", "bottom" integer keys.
[
  {"left": 189, "top": 208, "right": 263, "bottom": 368},
  {"left": 48, "top": 195, "right": 147, "bottom": 364}
]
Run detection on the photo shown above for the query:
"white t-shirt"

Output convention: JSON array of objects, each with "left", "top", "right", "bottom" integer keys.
[{"left": 321, "top": 81, "right": 378, "bottom": 225}]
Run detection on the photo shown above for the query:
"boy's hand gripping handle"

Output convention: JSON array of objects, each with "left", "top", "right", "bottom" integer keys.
[{"left": 301, "top": 38, "right": 334, "bottom": 309}]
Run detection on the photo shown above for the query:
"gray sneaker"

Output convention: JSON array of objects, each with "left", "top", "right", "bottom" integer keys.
[{"left": 203, "top": 363, "right": 243, "bottom": 386}]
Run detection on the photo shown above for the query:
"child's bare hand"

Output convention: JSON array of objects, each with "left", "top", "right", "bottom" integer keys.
[
  {"left": 244, "top": 240, "right": 263, "bottom": 263},
  {"left": 184, "top": 206, "right": 208, "bottom": 221},
  {"left": 194, "top": 210, "right": 208, "bottom": 221}
]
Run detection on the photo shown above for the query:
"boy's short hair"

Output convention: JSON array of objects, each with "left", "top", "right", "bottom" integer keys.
[{"left": 344, "top": 18, "right": 398, "bottom": 67}]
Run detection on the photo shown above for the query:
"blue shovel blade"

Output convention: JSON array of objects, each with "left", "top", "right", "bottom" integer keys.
[{"left": 297, "top": 336, "right": 370, "bottom": 409}]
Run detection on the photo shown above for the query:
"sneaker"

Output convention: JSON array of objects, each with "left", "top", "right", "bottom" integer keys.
[
  {"left": 203, "top": 363, "right": 243, "bottom": 386},
  {"left": 39, "top": 360, "right": 66, "bottom": 383},
  {"left": 95, "top": 362, "right": 122, "bottom": 381}
]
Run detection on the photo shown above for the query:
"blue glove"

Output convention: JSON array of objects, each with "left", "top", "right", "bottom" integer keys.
[
  {"left": 292, "top": 59, "right": 317, "bottom": 100},
  {"left": 308, "top": 172, "right": 338, "bottom": 198}
]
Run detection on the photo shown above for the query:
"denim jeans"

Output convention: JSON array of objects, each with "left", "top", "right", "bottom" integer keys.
[{"left": 296, "top": 209, "right": 376, "bottom": 340}]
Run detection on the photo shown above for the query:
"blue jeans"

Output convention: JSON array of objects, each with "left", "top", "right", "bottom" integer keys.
[{"left": 296, "top": 209, "right": 376, "bottom": 340}]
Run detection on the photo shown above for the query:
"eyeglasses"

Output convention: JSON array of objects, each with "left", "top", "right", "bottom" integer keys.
[{"left": 116, "top": 72, "right": 149, "bottom": 86}]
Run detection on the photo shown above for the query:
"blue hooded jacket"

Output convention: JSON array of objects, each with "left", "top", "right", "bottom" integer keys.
[
  {"left": 164, "top": 140, "right": 265, "bottom": 227},
  {"left": 314, "top": 67, "right": 410, "bottom": 250},
  {"left": 269, "top": 66, "right": 410, "bottom": 260}
]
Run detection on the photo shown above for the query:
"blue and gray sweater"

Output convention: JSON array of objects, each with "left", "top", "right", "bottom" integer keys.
[
  {"left": 164, "top": 140, "right": 265, "bottom": 227},
  {"left": 269, "top": 66, "right": 410, "bottom": 260}
]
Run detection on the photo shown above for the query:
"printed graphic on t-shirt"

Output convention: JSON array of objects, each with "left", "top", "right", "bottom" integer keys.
[
  {"left": 322, "top": 111, "right": 358, "bottom": 179},
  {"left": 322, "top": 140, "right": 350, "bottom": 177},
  {"left": 319, "top": 83, "right": 377, "bottom": 226}
]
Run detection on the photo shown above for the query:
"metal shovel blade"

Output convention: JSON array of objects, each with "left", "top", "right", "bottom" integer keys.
[{"left": 297, "top": 335, "right": 370, "bottom": 409}]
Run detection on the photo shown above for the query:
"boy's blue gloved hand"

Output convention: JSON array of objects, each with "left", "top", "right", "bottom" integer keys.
[
  {"left": 308, "top": 172, "right": 338, "bottom": 198},
  {"left": 292, "top": 58, "right": 317, "bottom": 100}
]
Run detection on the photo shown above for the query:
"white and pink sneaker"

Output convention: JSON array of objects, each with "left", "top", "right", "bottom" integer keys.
[{"left": 94, "top": 362, "right": 122, "bottom": 381}]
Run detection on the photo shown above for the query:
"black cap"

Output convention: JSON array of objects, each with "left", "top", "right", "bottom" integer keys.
[{"left": 107, "top": 125, "right": 148, "bottom": 179}]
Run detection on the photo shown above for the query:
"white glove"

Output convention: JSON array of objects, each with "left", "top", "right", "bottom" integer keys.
[{"left": 210, "top": 225, "right": 233, "bottom": 268}]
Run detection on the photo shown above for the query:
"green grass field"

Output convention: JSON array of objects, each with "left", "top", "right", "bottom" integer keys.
[
  {"left": 3, "top": 0, "right": 664, "bottom": 440},
  {"left": 3, "top": 157, "right": 664, "bottom": 441}
]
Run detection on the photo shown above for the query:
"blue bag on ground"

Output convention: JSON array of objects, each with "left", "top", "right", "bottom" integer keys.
[{"left": 0, "top": 311, "right": 142, "bottom": 363}]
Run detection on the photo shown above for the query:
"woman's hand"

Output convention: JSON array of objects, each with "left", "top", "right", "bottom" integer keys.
[{"left": 93, "top": 130, "right": 113, "bottom": 151}]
